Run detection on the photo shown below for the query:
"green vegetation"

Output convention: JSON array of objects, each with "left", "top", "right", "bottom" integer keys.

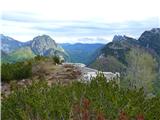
[
  {"left": 90, "top": 55, "right": 126, "bottom": 73},
  {"left": 1, "top": 61, "right": 32, "bottom": 82},
  {"left": 52, "top": 56, "right": 61, "bottom": 64},
  {"left": 1, "top": 34, "right": 69, "bottom": 63},
  {"left": 2, "top": 47, "right": 36, "bottom": 63},
  {"left": 124, "top": 49, "right": 158, "bottom": 93},
  {"left": 91, "top": 47, "right": 159, "bottom": 95},
  {"left": 61, "top": 43, "right": 104, "bottom": 64},
  {"left": 2, "top": 74, "right": 160, "bottom": 120},
  {"left": 2, "top": 53, "right": 160, "bottom": 119},
  {"left": 1, "top": 55, "right": 62, "bottom": 82}
]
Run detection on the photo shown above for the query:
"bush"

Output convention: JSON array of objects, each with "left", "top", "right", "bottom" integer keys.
[
  {"left": 34, "top": 55, "right": 46, "bottom": 61},
  {"left": 1, "top": 61, "right": 32, "bottom": 82},
  {"left": 52, "top": 56, "right": 61, "bottom": 64},
  {"left": 2, "top": 74, "right": 160, "bottom": 119}
]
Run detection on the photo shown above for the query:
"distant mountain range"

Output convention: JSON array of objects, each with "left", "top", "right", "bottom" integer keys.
[
  {"left": 1, "top": 35, "right": 104, "bottom": 64},
  {"left": 1, "top": 34, "right": 69, "bottom": 63},
  {"left": 90, "top": 28, "right": 160, "bottom": 72},
  {"left": 0, "top": 34, "right": 25, "bottom": 53},
  {"left": 1, "top": 28, "right": 160, "bottom": 66},
  {"left": 60, "top": 43, "right": 104, "bottom": 64}
]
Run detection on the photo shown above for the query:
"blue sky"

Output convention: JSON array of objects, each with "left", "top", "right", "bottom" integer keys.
[{"left": 1, "top": 0, "right": 160, "bottom": 43}]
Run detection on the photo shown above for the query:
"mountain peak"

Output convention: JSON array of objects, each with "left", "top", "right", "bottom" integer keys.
[
  {"left": 34, "top": 34, "right": 51, "bottom": 38},
  {"left": 33, "top": 35, "right": 56, "bottom": 43},
  {"left": 139, "top": 28, "right": 160, "bottom": 56},
  {"left": 151, "top": 28, "right": 160, "bottom": 33},
  {"left": 1, "top": 34, "right": 69, "bottom": 62},
  {"left": 0, "top": 34, "right": 23, "bottom": 53},
  {"left": 32, "top": 35, "right": 57, "bottom": 47},
  {"left": 139, "top": 28, "right": 160, "bottom": 39},
  {"left": 31, "top": 35, "right": 60, "bottom": 55},
  {"left": 112, "top": 35, "right": 126, "bottom": 42},
  {"left": 0, "top": 34, "right": 18, "bottom": 41}
]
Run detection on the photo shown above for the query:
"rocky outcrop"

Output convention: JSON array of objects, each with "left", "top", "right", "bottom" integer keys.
[
  {"left": 90, "top": 28, "right": 160, "bottom": 73},
  {"left": 65, "top": 63, "right": 120, "bottom": 83},
  {"left": 1, "top": 34, "right": 69, "bottom": 62},
  {"left": 29, "top": 35, "right": 69, "bottom": 60},
  {"left": 139, "top": 28, "right": 160, "bottom": 56},
  {"left": 30, "top": 35, "right": 57, "bottom": 55},
  {"left": 112, "top": 35, "right": 126, "bottom": 42}
]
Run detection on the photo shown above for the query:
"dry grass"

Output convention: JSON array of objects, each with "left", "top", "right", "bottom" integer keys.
[
  {"left": 32, "top": 61, "right": 82, "bottom": 86},
  {"left": 1, "top": 61, "right": 82, "bottom": 99}
]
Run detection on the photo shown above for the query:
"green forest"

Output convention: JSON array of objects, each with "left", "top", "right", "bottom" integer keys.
[{"left": 1, "top": 51, "right": 160, "bottom": 119}]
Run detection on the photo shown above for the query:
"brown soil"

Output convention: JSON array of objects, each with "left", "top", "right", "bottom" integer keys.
[{"left": 1, "top": 61, "right": 82, "bottom": 99}]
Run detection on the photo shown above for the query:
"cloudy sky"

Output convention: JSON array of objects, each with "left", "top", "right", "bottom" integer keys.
[{"left": 1, "top": 0, "right": 160, "bottom": 43}]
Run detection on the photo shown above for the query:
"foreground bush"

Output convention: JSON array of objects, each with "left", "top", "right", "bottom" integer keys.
[
  {"left": 2, "top": 74, "right": 160, "bottom": 120},
  {"left": 1, "top": 56, "right": 60, "bottom": 82},
  {"left": 1, "top": 61, "right": 32, "bottom": 82}
]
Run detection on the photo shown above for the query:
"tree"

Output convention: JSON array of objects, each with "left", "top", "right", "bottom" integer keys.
[
  {"left": 125, "top": 48, "right": 157, "bottom": 93},
  {"left": 52, "top": 56, "right": 61, "bottom": 64}
]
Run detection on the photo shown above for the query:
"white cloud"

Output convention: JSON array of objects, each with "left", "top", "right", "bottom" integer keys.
[
  {"left": 1, "top": 0, "right": 160, "bottom": 43},
  {"left": 2, "top": 0, "right": 160, "bottom": 21}
]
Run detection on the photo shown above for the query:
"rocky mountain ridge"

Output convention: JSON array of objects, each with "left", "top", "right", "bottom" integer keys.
[
  {"left": 90, "top": 28, "right": 160, "bottom": 72},
  {"left": 1, "top": 34, "right": 68, "bottom": 62},
  {"left": 0, "top": 34, "right": 24, "bottom": 53},
  {"left": 139, "top": 28, "right": 160, "bottom": 56}
]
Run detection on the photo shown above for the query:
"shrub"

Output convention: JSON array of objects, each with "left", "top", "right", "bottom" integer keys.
[
  {"left": 1, "top": 61, "right": 32, "bottom": 82},
  {"left": 2, "top": 74, "right": 160, "bottom": 119},
  {"left": 34, "top": 55, "right": 44, "bottom": 61},
  {"left": 52, "top": 56, "right": 61, "bottom": 64}
]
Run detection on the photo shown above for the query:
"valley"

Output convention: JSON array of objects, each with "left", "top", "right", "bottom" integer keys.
[
  {"left": 1, "top": 0, "right": 160, "bottom": 118},
  {"left": 1, "top": 28, "right": 160, "bottom": 119}
]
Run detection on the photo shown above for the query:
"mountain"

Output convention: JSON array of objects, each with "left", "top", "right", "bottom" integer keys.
[
  {"left": 112, "top": 35, "right": 127, "bottom": 42},
  {"left": 139, "top": 28, "right": 160, "bottom": 56},
  {"left": 1, "top": 35, "right": 68, "bottom": 63},
  {"left": 89, "top": 35, "right": 136, "bottom": 72},
  {"left": 1, "top": 50, "right": 8, "bottom": 63},
  {"left": 60, "top": 43, "right": 104, "bottom": 65},
  {"left": 90, "top": 28, "right": 160, "bottom": 72},
  {"left": 100, "top": 35, "right": 139, "bottom": 64},
  {"left": 1, "top": 50, "right": 8, "bottom": 58},
  {"left": 0, "top": 34, "right": 24, "bottom": 53},
  {"left": 29, "top": 35, "right": 57, "bottom": 55},
  {"left": 28, "top": 35, "right": 69, "bottom": 59},
  {"left": 3, "top": 47, "right": 36, "bottom": 63}
]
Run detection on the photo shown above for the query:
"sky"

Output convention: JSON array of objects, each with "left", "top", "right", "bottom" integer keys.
[{"left": 1, "top": 0, "right": 160, "bottom": 43}]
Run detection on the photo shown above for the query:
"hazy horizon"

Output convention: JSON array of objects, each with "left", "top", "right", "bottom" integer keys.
[{"left": 1, "top": 0, "right": 160, "bottom": 43}]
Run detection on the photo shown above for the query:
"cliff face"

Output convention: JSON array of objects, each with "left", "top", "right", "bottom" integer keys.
[
  {"left": 90, "top": 28, "right": 160, "bottom": 72},
  {"left": 1, "top": 34, "right": 69, "bottom": 63},
  {"left": 30, "top": 35, "right": 57, "bottom": 55},
  {"left": 139, "top": 28, "right": 160, "bottom": 56},
  {"left": 29, "top": 35, "right": 69, "bottom": 60},
  {"left": 101, "top": 35, "right": 139, "bottom": 64}
]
